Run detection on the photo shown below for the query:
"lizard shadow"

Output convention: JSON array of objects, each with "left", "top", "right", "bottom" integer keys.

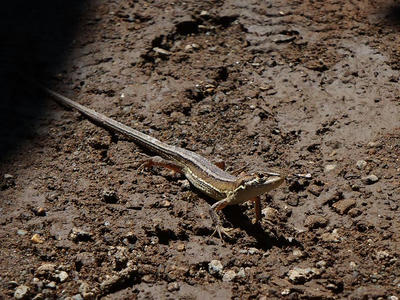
[{"left": 202, "top": 196, "right": 302, "bottom": 251}]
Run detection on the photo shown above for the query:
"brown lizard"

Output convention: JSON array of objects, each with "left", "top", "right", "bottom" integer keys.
[{"left": 41, "top": 85, "right": 286, "bottom": 238}]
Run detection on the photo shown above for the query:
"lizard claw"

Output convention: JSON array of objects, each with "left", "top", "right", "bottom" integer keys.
[{"left": 211, "top": 225, "right": 233, "bottom": 240}]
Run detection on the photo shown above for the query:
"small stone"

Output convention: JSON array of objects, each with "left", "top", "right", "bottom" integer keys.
[
  {"left": 286, "top": 195, "right": 299, "bottom": 207},
  {"left": 349, "top": 261, "right": 357, "bottom": 269},
  {"left": 17, "top": 229, "right": 28, "bottom": 236},
  {"left": 71, "top": 294, "right": 84, "bottom": 300},
  {"left": 356, "top": 160, "right": 367, "bottom": 170},
  {"left": 79, "top": 282, "right": 94, "bottom": 299},
  {"left": 208, "top": 260, "right": 223, "bottom": 275},
  {"left": 178, "top": 179, "right": 191, "bottom": 190},
  {"left": 160, "top": 200, "right": 171, "bottom": 208},
  {"left": 324, "top": 164, "right": 336, "bottom": 172},
  {"left": 292, "top": 250, "right": 303, "bottom": 258},
  {"left": 55, "top": 271, "right": 69, "bottom": 283},
  {"left": 200, "top": 10, "right": 209, "bottom": 17},
  {"left": 36, "top": 207, "right": 46, "bottom": 216},
  {"left": 46, "top": 281, "right": 56, "bottom": 289},
  {"left": 36, "top": 263, "right": 56, "bottom": 276},
  {"left": 287, "top": 267, "right": 319, "bottom": 284},
  {"left": 281, "top": 288, "right": 291, "bottom": 296},
  {"left": 348, "top": 208, "right": 362, "bottom": 217},
  {"left": 222, "top": 270, "right": 236, "bottom": 282},
  {"left": 248, "top": 247, "right": 259, "bottom": 255},
  {"left": 167, "top": 282, "right": 180, "bottom": 292},
  {"left": 176, "top": 243, "right": 185, "bottom": 251},
  {"left": 304, "top": 215, "right": 328, "bottom": 229},
  {"left": 142, "top": 274, "right": 153, "bottom": 283},
  {"left": 14, "top": 285, "right": 30, "bottom": 299},
  {"left": 184, "top": 44, "right": 193, "bottom": 52},
  {"left": 31, "top": 234, "right": 44, "bottom": 244},
  {"left": 376, "top": 250, "right": 390, "bottom": 260},
  {"left": 316, "top": 260, "right": 326, "bottom": 269},
  {"left": 102, "top": 189, "right": 119, "bottom": 203},
  {"left": 332, "top": 198, "right": 356, "bottom": 215},
  {"left": 308, "top": 184, "right": 323, "bottom": 196},
  {"left": 262, "top": 207, "right": 279, "bottom": 222},
  {"left": 367, "top": 141, "right": 379, "bottom": 147},
  {"left": 237, "top": 268, "right": 246, "bottom": 278},
  {"left": 321, "top": 229, "right": 340, "bottom": 242},
  {"left": 362, "top": 174, "right": 379, "bottom": 184},
  {"left": 153, "top": 47, "right": 171, "bottom": 56},
  {"left": 4, "top": 174, "right": 14, "bottom": 179}
]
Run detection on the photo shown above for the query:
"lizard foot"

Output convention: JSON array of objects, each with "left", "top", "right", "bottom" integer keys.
[{"left": 211, "top": 225, "right": 233, "bottom": 240}]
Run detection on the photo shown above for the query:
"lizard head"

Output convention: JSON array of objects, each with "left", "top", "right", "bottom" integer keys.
[{"left": 233, "top": 171, "right": 285, "bottom": 200}]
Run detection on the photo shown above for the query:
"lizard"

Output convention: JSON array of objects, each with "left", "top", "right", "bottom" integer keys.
[{"left": 39, "top": 84, "right": 286, "bottom": 238}]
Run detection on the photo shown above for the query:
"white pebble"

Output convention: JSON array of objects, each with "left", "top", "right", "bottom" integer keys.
[{"left": 208, "top": 260, "right": 223, "bottom": 275}]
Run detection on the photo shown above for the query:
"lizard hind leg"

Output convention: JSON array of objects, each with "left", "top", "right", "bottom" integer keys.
[{"left": 139, "top": 155, "right": 183, "bottom": 174}]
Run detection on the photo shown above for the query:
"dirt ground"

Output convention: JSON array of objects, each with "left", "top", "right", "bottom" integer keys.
[{"left": 0, "top": 0, "right": 399, "bottom": 299}]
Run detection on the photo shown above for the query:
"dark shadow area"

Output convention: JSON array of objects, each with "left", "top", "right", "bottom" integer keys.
[
  {"left": 202, "top": 194, "right": 302, "bottom": 250},
  {"left": 380, "top": 4, "right": 400, "bottom": 27},
  {"left": 0, "top": 1, "right": 89, "bottom": 164}
]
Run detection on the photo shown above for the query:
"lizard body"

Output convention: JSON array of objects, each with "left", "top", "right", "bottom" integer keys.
[{"left": 43, "top": 87, "right": 284, "bottom": 237}]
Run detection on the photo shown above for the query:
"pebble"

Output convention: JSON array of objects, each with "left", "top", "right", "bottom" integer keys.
[
  {"left": 367, "top": 141, "right": 379, "bottom": 147},
  {"left": 316, "top": 260, "right": 326, "bottom": 269},
  {"left": 237, "top": 268, "right": 246, "bottom": 278},
  {"left": 35, "top": 207, "right": 46, "bottom": 216},
  {"left": 176, "top": 243, "right": 185, "bottom": 251},
  {"left": 17, "top": 229, "right": 28, "bottom": 236},
  {"left": 208, "top": 260, "right": 223, "bottom": 275},
  {"left": 167, "top": 282, "right": 180, "bottom": 292},
  {"left": 46, "top": 281, "right": 56, "bottom": 289},
  {"left": 71, "top": 294, "right": 84, "bottom": 300},
  {"left": 321, "top": 229, "right": 340, "bottom": 242},
  {"left": 31, "top": 234, "right": 44, "bottom": 244},
  {"left": 153, "top": 47, "right": 171, "bottom": 56},
  {"left": 248, "top": 247, "right": 259, "bottom": 255},
  {"left": 14, "top": 285, "right": 30, "bottom": 299},
  {"left": 36, "top": 263, "right": 56, "bottom": 275},
  {"left": 55, "top": 271, "right": 69, "bottom": 283},
  {"left": 362, "top": 174, "right": 379, "bottom": 184},
  {"left": 222, "top": 270, "right": 236, "bottom": 282},
  {"left": 292, "top": 250, "right": 303, "bottom": 258},
  {"left": 304, "top": 215, "right": 328, "bottom": 229},
  {"left": 79, "top": 282, "right": 94, "bottom": 299},
  {"left": 324, "top": 164, "right": 337, "bottom": 172},
  {"left": 349, "top": 261, "right": 357, "bottom": 269},
  {"left": 287, "top": 267, "right": 319, "bottom": 283},
  {"left": 332, "top": 198, "right": 356, "bottom": 215},
  {"left": 376, "top": 250, "right": 390, "bottom": 260},
  {"left": 4, "top": 174, "right": 14, "bottom": 179},
  {"left": 262, "top": 207, "right": 279, "bottom": 222},
  {"left": 160, "top": 200, "right": 171, "bottom": 208},
  {"left": 142, "top": 275, "right": 153, "bottom": 283},
  {"left": 356, "top": 160, "right": 367, "bottom": 170}
]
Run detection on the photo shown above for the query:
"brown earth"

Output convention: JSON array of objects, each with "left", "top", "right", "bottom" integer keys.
[{"left": 0, "top": 0, "right": 399, "bottom": 299}]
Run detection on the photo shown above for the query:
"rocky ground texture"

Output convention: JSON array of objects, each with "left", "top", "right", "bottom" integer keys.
[{"left": 0, "top": 0, "right": 399, "bottom": 299}]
